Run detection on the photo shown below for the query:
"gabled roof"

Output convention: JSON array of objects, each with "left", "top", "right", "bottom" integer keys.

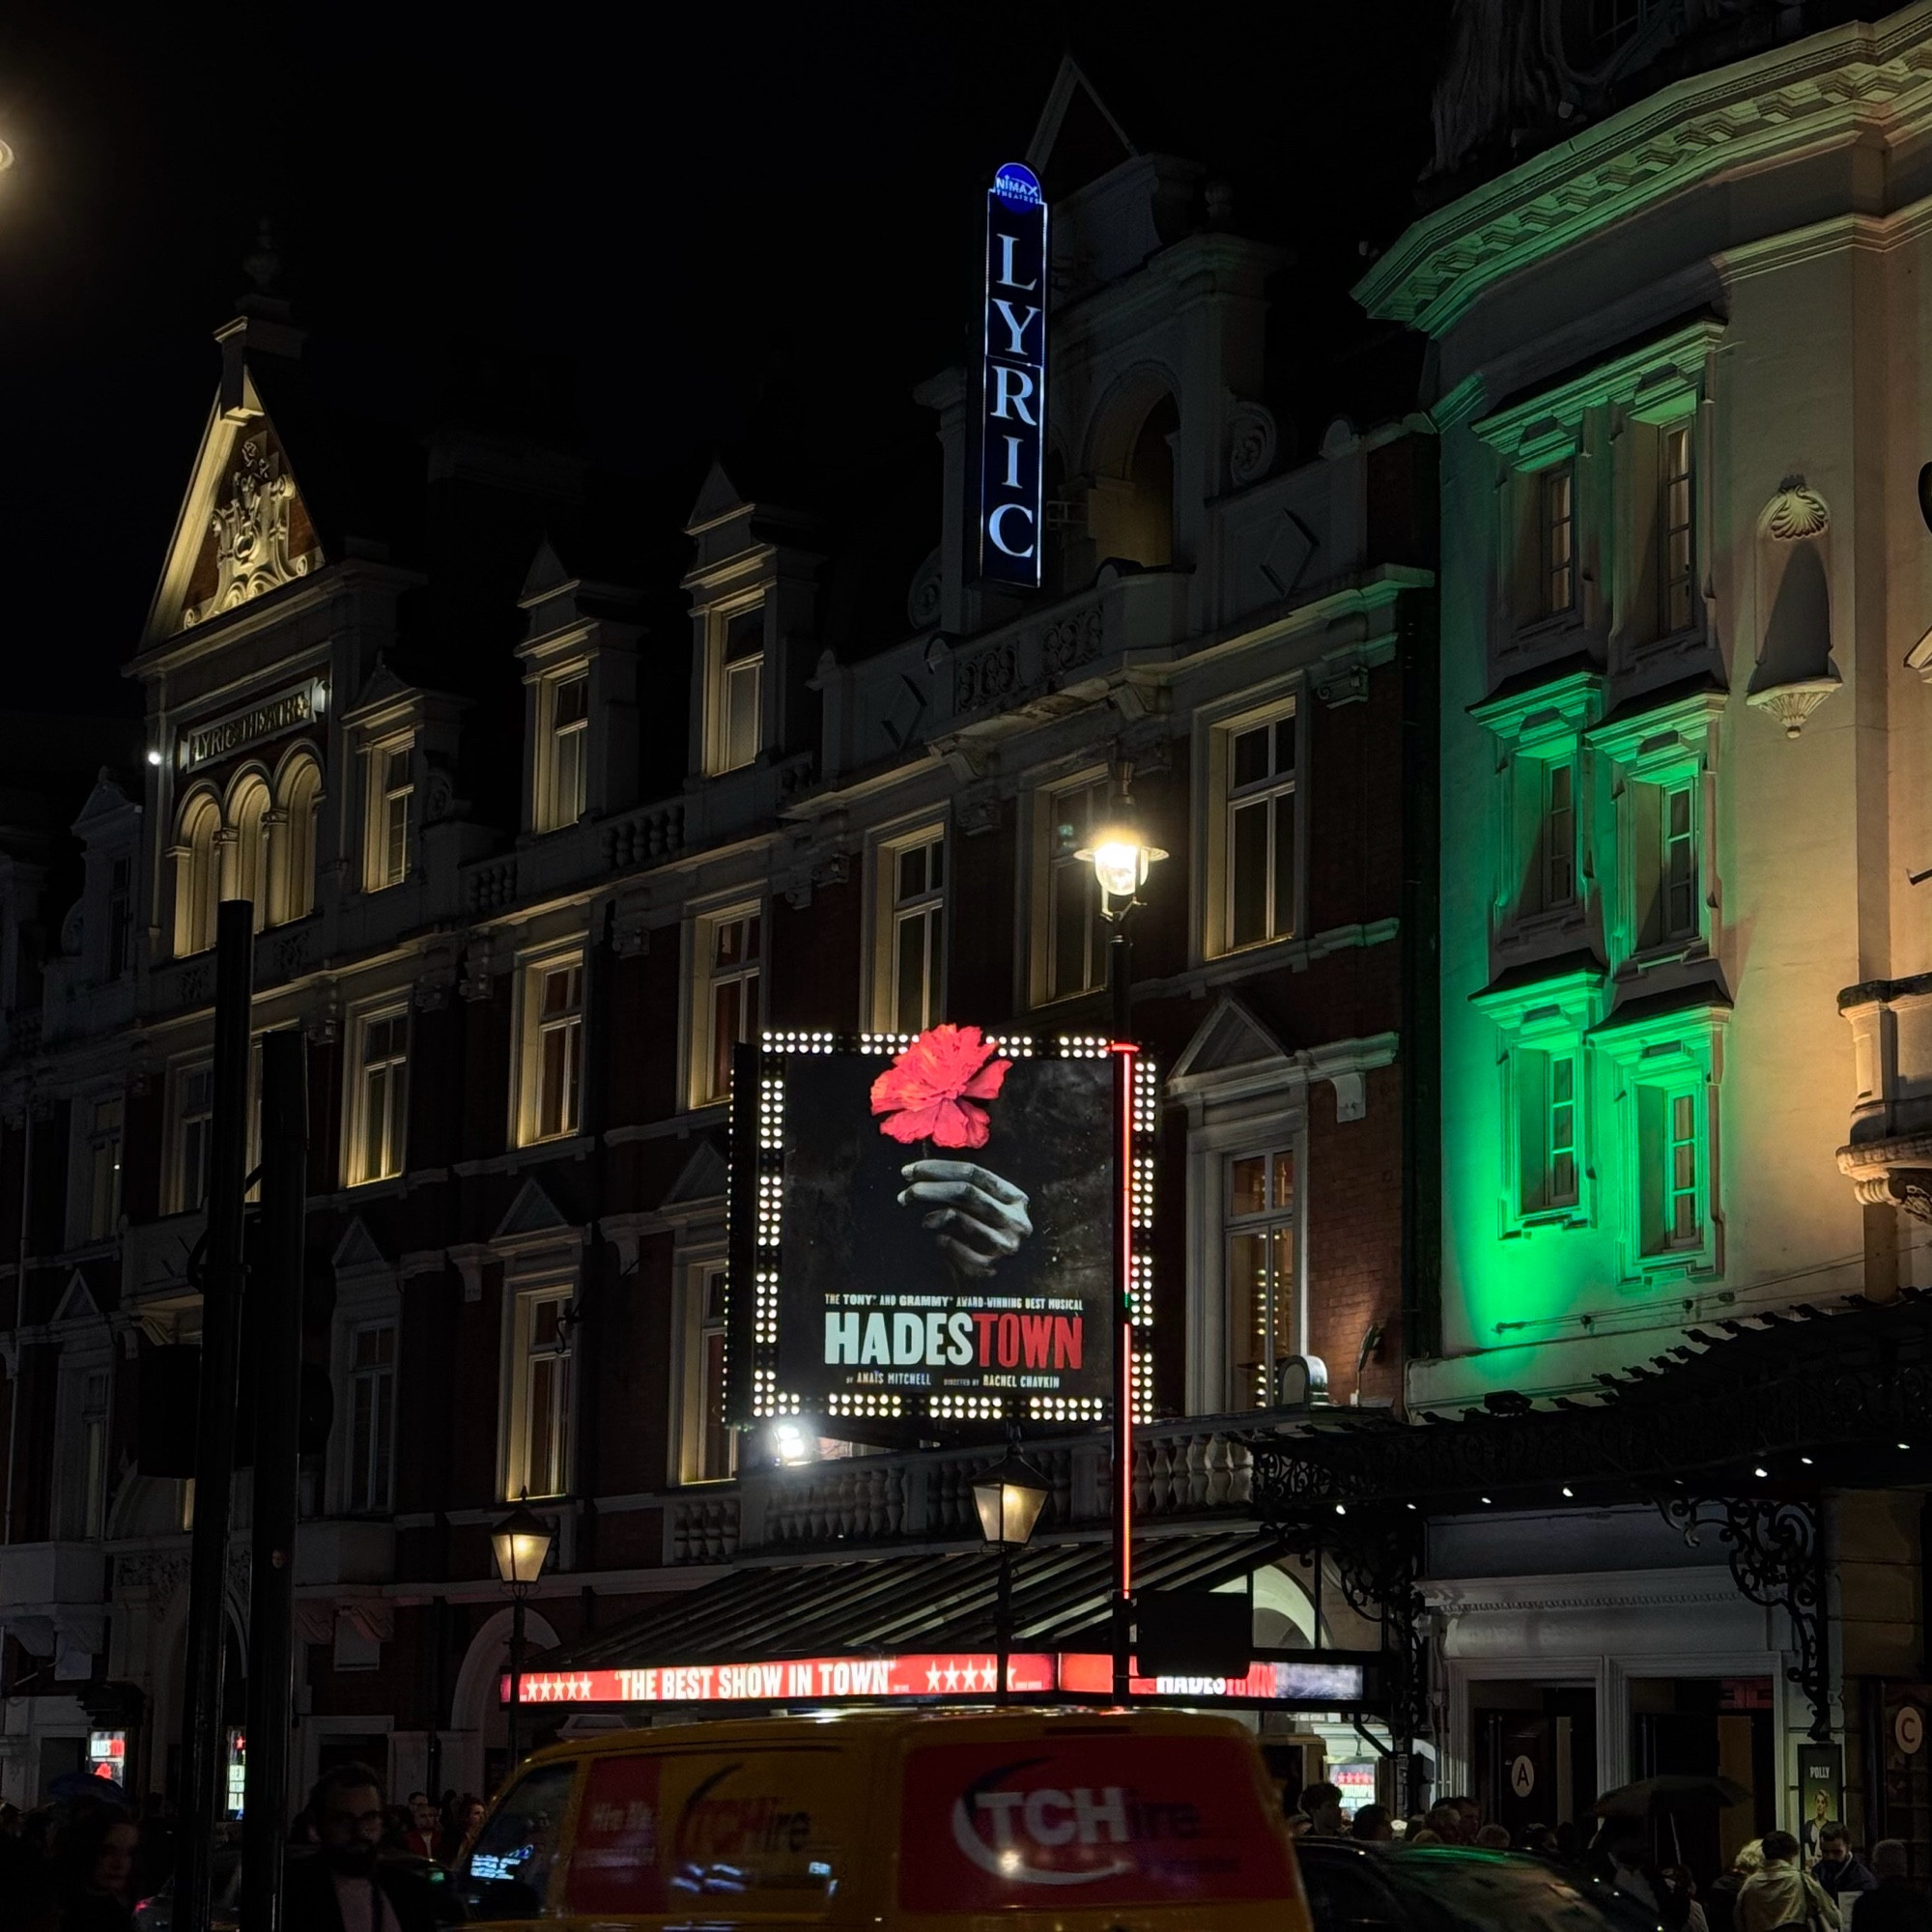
[
  {"left": 686, "top": 459, "right": 746, "bottom": 534},
  {"left": 1026, "top": 55, "right": 1138, "bottom": 200}
]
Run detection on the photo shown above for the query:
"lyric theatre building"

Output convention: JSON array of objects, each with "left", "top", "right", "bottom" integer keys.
[{"left": 0, "top": 63, "right": 1434, "bottom": 1810}]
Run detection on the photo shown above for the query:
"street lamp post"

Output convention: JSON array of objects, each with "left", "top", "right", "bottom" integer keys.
[
  {"left": 1076, "top": 762, "right": 1166, "bottom": 1703},
  {"left": 972, "top": 1446, "right": 1051, "bottom": 1700},
  {"left": 490, "top": 1498, "right": 554, "bottom": 1783}
]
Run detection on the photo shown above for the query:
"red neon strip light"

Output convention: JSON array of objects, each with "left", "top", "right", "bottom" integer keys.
[{"left": 500, "top": 1654, "right": 1366, "bottom": 1707}]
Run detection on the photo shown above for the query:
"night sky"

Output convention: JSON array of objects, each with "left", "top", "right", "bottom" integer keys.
[{"left": 0, "top": 8, "right": 1443, "bottom": 719}]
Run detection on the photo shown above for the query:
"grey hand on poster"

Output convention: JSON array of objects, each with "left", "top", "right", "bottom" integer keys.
[{"left": 896, "top": 1159, "right": 1034, "bottom": 1278}]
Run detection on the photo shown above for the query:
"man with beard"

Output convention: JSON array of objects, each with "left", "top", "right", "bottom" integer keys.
[{"left": 284, "top": 1764, "right": 446, "bottom": 1932}]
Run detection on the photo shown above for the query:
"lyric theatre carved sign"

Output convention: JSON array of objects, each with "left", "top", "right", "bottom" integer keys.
[{"left": 979, "top": 162, "right": 1048, "bottom": 590}]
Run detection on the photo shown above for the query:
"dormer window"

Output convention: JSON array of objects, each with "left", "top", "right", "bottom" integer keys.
[
  {"left": 543, "top": 671, "right": 589, "bottom": 830},
  {"left": 707, "top": 603, "right": 763, "bottom": 776},
  {"left": 366, "top": 738, "right": 412, "bottom": 892}
]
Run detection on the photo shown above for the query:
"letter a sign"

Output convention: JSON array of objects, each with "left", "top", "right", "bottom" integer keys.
[{"left": 979, "top": 161, "right": 1048, "bottom": 590}]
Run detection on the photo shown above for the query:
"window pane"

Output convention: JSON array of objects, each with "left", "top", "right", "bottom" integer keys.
[
  {"left": 1273, "top": 717, "right": 1295, "bottom": 779},
  {"left": 540, "top": 1027, "right": 569, "bottom": 1137},
  {"left": 895, "top": 913, "right": 926, "bottom": 1033},
  {"left": 1052, "top": 860, "right": 1090, "bottom": 996},
  {"left": 1271, "top": 1151, "right": 1294, "bottom": 1211},
  {"left": 724, "top": 660, "right": 760, "bottom": 770},
  {"left": 713, "top": 978, "right": 742, "bottom": 1100},
  {"left": 701, "top": 1330, "right": 729, "bottom": 1481},
  {"left": 1272, "top": 791, "right": 1296, "bottom": 940},
  {"left": 897, "top": 845, "right": 926, "bottom": 901},
  {"left": 529, "top": 1356, "right": 558, "bottom": 1495},
  {"left": 373, "top": 1369, "right": 394, "bottom": 1509},
  {"left": 1268, "top": 1226, "right": 1295, "bottom": 1356},
  {"left": 1233, "top": 725, "right": 1269, "bottom": 790},
  {"left": 1231, "top": 799, "right": 1268, "bottom": 948},
  {"left": 1230, "top": 1155, "right": 1266, "bottom": 1219},
  {"left": 1230, "top": 1232, "right": 1266, "bottom": 1407},
  {"left": 927, "top": 839, "right": 945, "bottom": 891},
  {"left": 350, "top": 1378, "right": 374, "bottom": 1512},
  {"left": 724, "top": 608, "right": 762, "bottom": 663},
  {"left": 554, "top": 674, "right": 588, "bottom": 727}
]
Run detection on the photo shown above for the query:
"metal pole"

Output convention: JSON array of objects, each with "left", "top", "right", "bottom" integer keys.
[
  {"left": 996, "top": 1541, "right": 1011, "bottom": 1703},
  {"left": 241, "top": 1031, "right": 305, "bottom": 1932},
  {"left": 1109, "top": 912, "right": 1133, "bottom": 1703},
  {"left": 505, "top": 1592, "right": 526, "bottom": 1781},
  {"left": 178, "top": 901, "right": 254, "bottom": 1932}
]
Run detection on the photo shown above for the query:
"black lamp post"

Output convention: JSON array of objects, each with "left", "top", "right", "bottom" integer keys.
[
  {"left": 1076, "top": 761, "right": 1166, "bottom": 1701},
  {"left": 972, "top": 1447, "right": 1050, "bottom": 1700},
  {"left": 490, "top": 1497, "right": 553, "bottom": 1781}
]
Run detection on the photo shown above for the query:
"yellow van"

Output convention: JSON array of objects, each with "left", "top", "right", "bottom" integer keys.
[{"left": 452, "top": 1707, "right": 1314, "bottom": 1929}]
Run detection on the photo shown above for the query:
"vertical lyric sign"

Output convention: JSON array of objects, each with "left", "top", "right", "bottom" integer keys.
[{"left": 979, "top": 162, "right": 1048, "bottom": 589}]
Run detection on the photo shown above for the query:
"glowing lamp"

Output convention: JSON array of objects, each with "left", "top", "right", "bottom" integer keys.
[
  {"left": 1076, "top": 791, "right": 1166, "bottom": 903},
  {"left": 489, "top": 1498, "right": 553, "bottom": 1593},
  {"left": 972, "top": 1449, "right": 1051, "bottom": 1549}
]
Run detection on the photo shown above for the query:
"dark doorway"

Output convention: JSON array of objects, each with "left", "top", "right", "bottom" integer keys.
[
  {"left": 1473, "top": 1682, "right": 1598, "bottom": 1839},
  {"left": 1630, "top": 1676, "right": 1776, "bottom": 1887}
]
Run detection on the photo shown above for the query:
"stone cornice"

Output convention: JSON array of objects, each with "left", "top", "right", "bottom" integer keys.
[{"left": 1356, "top": 6, "right": 1932, "bottom": 336}]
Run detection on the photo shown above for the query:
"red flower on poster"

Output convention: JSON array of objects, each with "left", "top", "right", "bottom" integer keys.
[{"left": 869, "top": 1025, "right": 1013, "bottom": 1150}]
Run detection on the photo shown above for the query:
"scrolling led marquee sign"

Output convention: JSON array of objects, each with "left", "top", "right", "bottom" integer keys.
[
  {"left": 724, "top": 1026, "right": 1156, "bottom": 1436},
  {"left": 978, "top": 161, "right": 1048, "bottom": 589}
]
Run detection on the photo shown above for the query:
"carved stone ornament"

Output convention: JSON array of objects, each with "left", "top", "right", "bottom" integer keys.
[
  {"left": 1747, "top": 675, "right": 1840, "bottom": 740},
  {"left": 1228, "top": 401, "right": 1277, "bottom": 489},
  {"left": 906, "top": 549, "right": 943, "bottom": 630},
  {"left": 185, "top": 437, "right": 312, "bottom": 625},
  {"left": 1765, "top": 475, "right": 1831, "bottom": 542}
]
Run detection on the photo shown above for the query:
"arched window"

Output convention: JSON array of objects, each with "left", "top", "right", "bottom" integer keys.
[
  {"left": 1084, "top": 379, "right": 1179, "bottom": 572},
  {"left": 173, "top": 793, "right": 221, "bottom": 957},
  {"left": 227, "top": 774, "right": 271, "bottom": 933},
  {"left": 1122, "top": 394, "right": 1178, "bottom": 568},
  {"left": 275, "top": 753, "right": 322, "bottom": 924}
]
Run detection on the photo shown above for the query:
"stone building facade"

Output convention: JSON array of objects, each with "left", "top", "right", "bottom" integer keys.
[
  {"left": 1354, "top": 0, "right": 1932, "bottom": 1862},
  {"left": 0, "top": 70, "right": 1435, "bottom": 1810}
]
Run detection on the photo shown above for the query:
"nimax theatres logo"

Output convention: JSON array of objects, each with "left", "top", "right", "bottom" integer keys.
[
  {"left": 979, "top": 162, "right": 1048, "bottom": 590},
  {"left": 951, "top": 1755, "right": 1200, "bottom": 1887}
]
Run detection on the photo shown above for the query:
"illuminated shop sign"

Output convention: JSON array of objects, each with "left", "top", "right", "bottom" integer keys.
[
  {"left": 503, "top": 1654, "right": 1366, "bottom": 1708},
  {"left": 725, "top": 1027, "right": 1156, "bottom": 1435},
  {"left": 979, "top": 161, "right": 1048, "bottom": 589}
]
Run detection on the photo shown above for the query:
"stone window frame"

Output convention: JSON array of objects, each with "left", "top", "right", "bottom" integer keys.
[
  {"left": 1585, "top": 686, "right": 1723, "bottom": 977},
  {"left": 1475, "top": 318, "right": 1721, "bottom": 675},
  {"left": 1470, "top": 666, "right": 1604, "bottom": 955},
  {"left": 1594, "top": 1000, "right": 1727, "bottom": 1286},
  {"left": 1472, "top": 963, "right": 1605, "bottom": 1240}
]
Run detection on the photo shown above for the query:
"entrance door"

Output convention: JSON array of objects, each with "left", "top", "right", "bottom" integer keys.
[
  {"left": 1629, "top": 1677, "right": 1775, "bottom": 1887},
  {"left": 1472, "top": 1683, "right": 1597, "bottom": 1842}
]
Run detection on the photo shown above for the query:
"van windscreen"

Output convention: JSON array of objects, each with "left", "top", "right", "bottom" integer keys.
[
  {"left": 898, "top": 1733, "right": 1295, "bottom": 1911},
  {"left": 564, "top": 1747, "right": 853, "bottom": 1916}
]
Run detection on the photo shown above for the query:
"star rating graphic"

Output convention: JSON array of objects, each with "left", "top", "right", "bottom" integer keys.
[{"left": 524, "top": 1672, "right": 595, "bottom": 1703}]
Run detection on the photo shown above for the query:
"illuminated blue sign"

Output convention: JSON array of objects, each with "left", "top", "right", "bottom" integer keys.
[{"left": 979, "top": 161, "right": 1048, "bottom": 590}]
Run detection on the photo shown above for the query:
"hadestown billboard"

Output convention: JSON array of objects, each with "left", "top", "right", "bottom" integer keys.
[{"left": 725, "top": 1026, "right": 1156, "bottom": 1436}]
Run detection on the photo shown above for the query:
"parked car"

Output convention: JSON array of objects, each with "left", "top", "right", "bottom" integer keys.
[{"left": 1295, "top": 1840, "right": 1667, "bottom": 1930}]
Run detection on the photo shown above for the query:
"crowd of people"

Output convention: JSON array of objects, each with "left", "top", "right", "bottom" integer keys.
[
  {"left": 1281, "top": 1782, "right": 1932, "bottom": 1929},
  {"left": 0, "top": 1764, "right": 481, "bottom": 1931}
]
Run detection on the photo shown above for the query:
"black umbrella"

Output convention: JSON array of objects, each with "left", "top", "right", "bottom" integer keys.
[{"left": 1595, "top": 1775, "right": 1751, "bottom": 1816}]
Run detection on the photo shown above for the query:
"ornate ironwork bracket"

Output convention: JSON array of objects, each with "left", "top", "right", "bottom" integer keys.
[
  {"left": 1264, "top": 1506, "right": 1431, "bottom": 1762},
  {"left": 1656, "top": 1492, "right": 1830, "bottom": 1741}
]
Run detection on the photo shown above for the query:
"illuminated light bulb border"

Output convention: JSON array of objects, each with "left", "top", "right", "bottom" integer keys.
[{"left": 727, "top": 1034, "right": 1158, "bottom": 1429}]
